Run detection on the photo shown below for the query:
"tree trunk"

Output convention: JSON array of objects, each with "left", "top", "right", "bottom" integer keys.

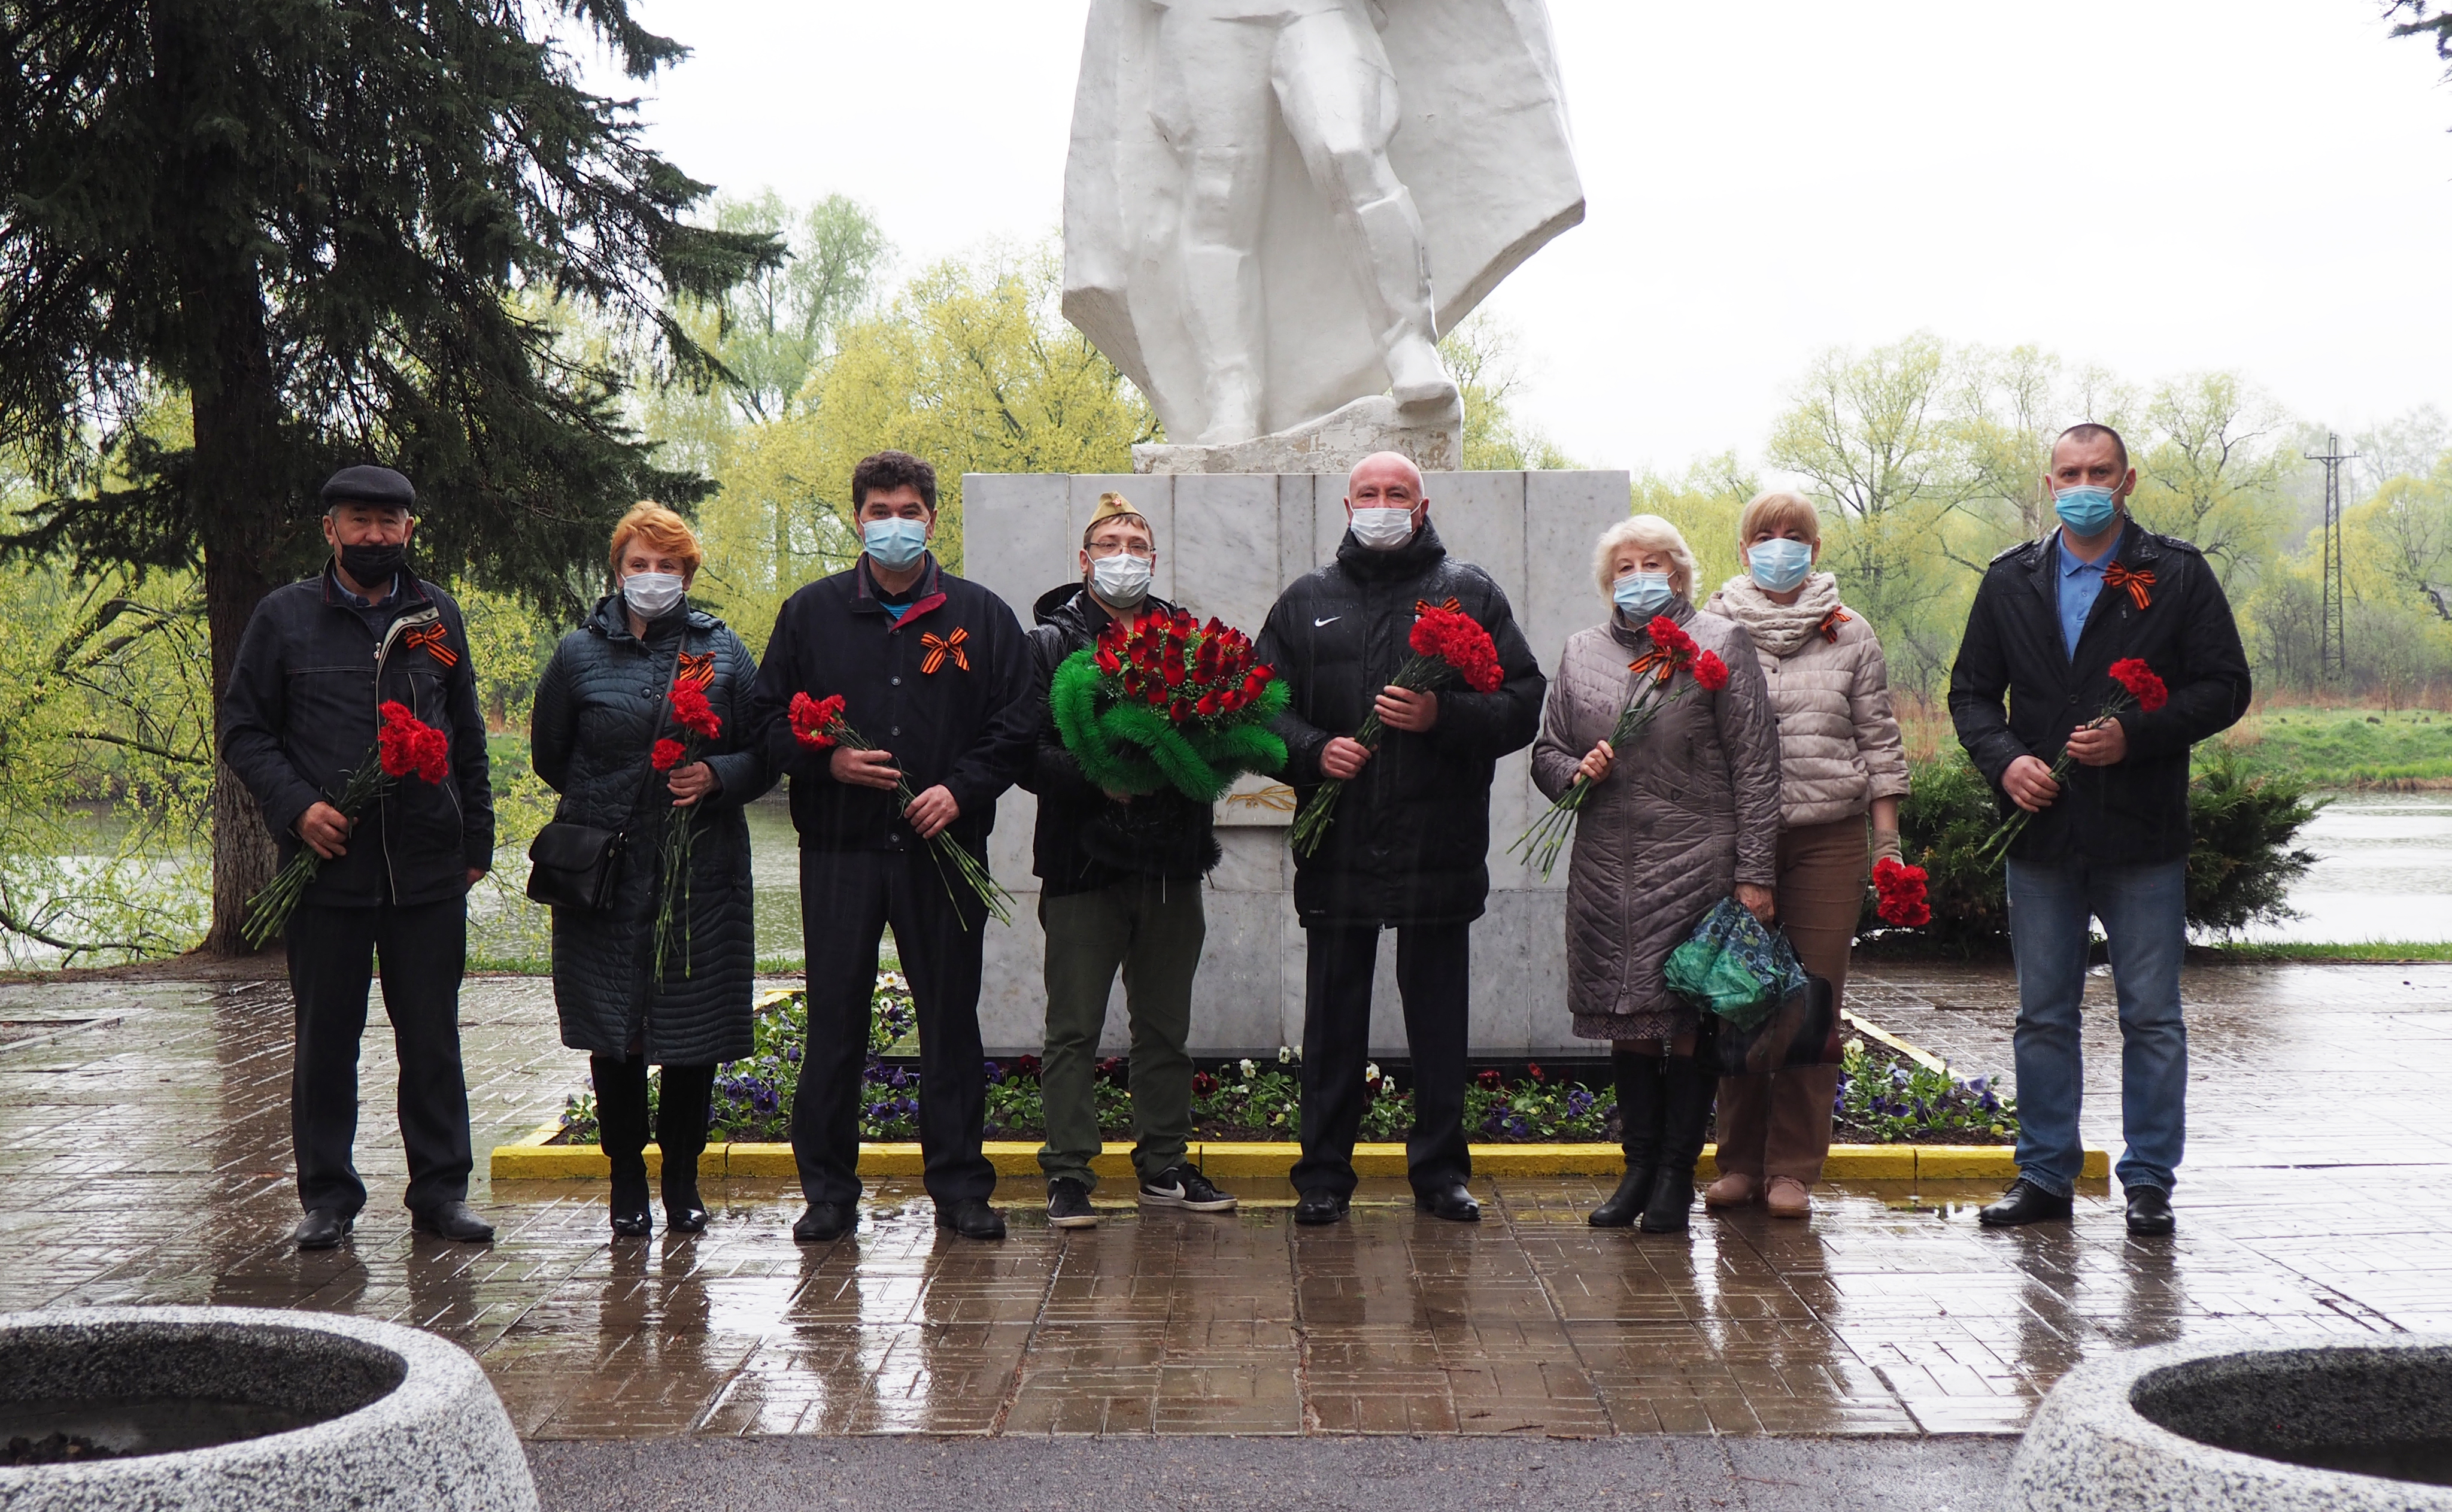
[
  {"left": 188, "top": 288, "right": 289, "bottom": 957},
  {"left": 202, "top": 549, "right": 280, "bottom": 956}
]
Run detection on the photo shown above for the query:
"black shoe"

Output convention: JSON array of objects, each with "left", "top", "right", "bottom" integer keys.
[
  {"left": 609, "top": 1164, "right": 652, "bottom": 1237},
  {"left": 936, "top": 1199, "right": 1006, "bottom": 1241},
  {"left": 1292, "top": 1189, "right": 1349, "bottom": 1226},
  {"left": 1637, "top": 1167, "right": 1694, "bottom": 1232},
  {"left": 1638, "top": 1052, "right": 1711, "bottom": 1232},
  {"left": 295, "top": 1209, "right": 353, "bottom": 1249},
  {"left": 792, "top": 1202, "right": 851, "bottom": 1242},
  {"left": 662, "top": 1167, "right": 708, "bottom": 1234},
  {"left": 1589, "top": 1168, "right": 1650, "bottom": 1228},
  {"left": 411, "top": 1201, "right": 496, "bottom": 1243},
  {"left": 1047, "top": 1178, "right": 1097, "bottom": 1229},
  {"left": 1140, "top": 1166, "right": 1237, "bottom": 1213},
  {"left": 1978, "top": 1177, "right": 2074, "bottom": 1227},
  {"left": 1415, "top": 1182, "right": 1481, "bottom": 1222},
  {"left": 2125, "top": 1185, "right": 2175, "bottom": 1237}
]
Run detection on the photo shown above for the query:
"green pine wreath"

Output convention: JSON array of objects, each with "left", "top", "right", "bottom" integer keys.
[{"left": 1049, "top": 646, "right": 1290, "bottom": 802}]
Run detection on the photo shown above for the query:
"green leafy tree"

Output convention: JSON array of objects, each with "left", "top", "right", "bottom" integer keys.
[
  {"left": 2128, "top": 373, "right": 2300, "bottom": 587},
  {"left": 1438, "top": 311, "right": 1574, "bottom": 471},
  {"left": 0, "top": 0, "right": 777, "bottom": 951},
  {"left": 1767, "top": 334, "right": 1995, "bottom": 697}
]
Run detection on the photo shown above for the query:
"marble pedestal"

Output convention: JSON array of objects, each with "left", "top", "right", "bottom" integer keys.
[{"left": 963, "top": 469, "right": 1628, "bottom": 1059}]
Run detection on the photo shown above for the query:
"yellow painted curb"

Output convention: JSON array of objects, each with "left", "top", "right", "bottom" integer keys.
[{"left": 490, "top": 1128, "right": 2102, "bottom": 1183}]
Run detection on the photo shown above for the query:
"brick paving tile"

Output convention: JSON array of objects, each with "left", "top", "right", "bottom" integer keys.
[{"left": 1, "top": 963, "right": 2447, "bottom": 1438}]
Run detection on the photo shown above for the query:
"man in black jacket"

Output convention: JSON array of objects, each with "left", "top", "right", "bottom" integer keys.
[
  {"left": 1950, "top": 424, "right": 2251, "bottom": 1237},
  {"left": 1255, "top": 451, "right": 1546, "bottom": 1225},
  {"left": 1019, "top": 491, "right": 1237, "bottom": 1229},
  {"left": 220, "top": 465, "right": 497, "bottom": 1250},
  {"left": 746, "top": 451, "right": 1036, "bottom": 1243}
]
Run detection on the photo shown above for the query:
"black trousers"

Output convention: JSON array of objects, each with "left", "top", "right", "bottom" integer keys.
[
  {"left": 286, "top": 897, "right": 473, "bottom": 1218},
  {"left": 1292, "top": 921, "right": 1472, "bottom": 1200},
  {"left": 793, "top": 846, "right": 993, "bottom": 1208}
]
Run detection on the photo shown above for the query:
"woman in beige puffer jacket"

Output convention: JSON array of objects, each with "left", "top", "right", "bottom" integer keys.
[{"left": 1702, "top": 491, "right": 1910, "bottom": 1219}]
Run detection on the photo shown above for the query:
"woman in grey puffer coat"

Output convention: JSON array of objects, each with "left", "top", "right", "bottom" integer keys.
[
  {"left": 531, "top": 505, "right": 772, "bottom": 1237},
  {"left": 1531, "top": 515, "right": 1781, "bottom": 1233}
]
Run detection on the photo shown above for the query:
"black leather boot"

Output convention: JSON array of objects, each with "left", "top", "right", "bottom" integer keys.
[
  {"left": 658, "top": 1062, "right": 715, "bottom": 1233},
  {"left": 1592, "top": 1050, "right": 1662, "bottom": 1228},
  {"left": 592, "top": 1053, "right": 653, "bottom": 1237},
  {"left": 1640, "top": 1052, "right": 1712, "bottom": 1233}
]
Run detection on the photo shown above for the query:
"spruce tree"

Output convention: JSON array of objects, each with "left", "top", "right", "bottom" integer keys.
[{"left": 0, "top": 0, "right": 776, "bottom": 951}]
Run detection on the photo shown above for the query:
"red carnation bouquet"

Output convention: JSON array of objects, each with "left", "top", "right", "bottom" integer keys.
[
  {"left": 788, "top": 691, "right": 1015, "bottom": 927},
  {"left": 243, "top": 701, "right": 451, "bottom": 946},
  {"left": 651, "top": 680, "right": 724, "bottom": 980},
  {"left": 1871, "top": 856, "right": 1931, "bottom": 927},
  {"left": 1048, "top": 610, "right": 1289, "bottom": 801},
  {"left": 1512, "top": 615, "right": 1729, "bottom": 879},
  {"left": 1975, "top": 656, "right": 2169, "bottom": 867},
  {"left": 1289, "top": 601, "right": 1505, "bottom": 858}
]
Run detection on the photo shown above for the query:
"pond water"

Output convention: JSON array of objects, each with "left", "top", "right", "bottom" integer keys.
[{"left": 2213, "top": 790, "right": 2452, "bottom": 945}]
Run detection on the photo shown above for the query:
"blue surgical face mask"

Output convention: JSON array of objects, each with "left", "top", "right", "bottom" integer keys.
[
  {"left": 863, "top": 516, "right": 930, "bottom": 570},
  {"left": 2053, "top": 484, "right": 2120, "bottom": 538},
  {"left": 1613, "top": 571, "right": 1675, "bottom": 618},
  {"left": 1746, "top": 538, "right": 1814, "bottom": 594}
]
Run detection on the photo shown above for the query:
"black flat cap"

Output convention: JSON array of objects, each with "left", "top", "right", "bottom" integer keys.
[{"left": 320, "top": 464, "right": 416, "bottom": 511}]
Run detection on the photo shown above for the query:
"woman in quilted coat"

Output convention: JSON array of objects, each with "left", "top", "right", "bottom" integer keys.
[
  {"left": 1703, "top": 491, "right": 1909, "bottom": 1219},
  {"left": 532, "top": 504, "right": 772, "bottom": 1237},
  {"left": 1531, "top": 515, "right": 1782, "bottom": 1233}
]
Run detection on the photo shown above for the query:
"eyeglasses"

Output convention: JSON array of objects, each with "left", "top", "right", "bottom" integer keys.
[{"left": 1085, "top": 541, "right": 1155, "bottom": 559}]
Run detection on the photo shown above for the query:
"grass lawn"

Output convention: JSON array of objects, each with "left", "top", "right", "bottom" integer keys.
[
  {"left": 2194, "top": 940, "right": 2452, "bottom": 963},
  {"left": 2216, "top": 704, "right": 2452, "bottom": 787}
]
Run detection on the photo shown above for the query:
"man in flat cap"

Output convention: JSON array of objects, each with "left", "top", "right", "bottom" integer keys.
[
  {"left": 220, "top": 464, "right": 497, "bottom": 1249},
  {"left": 1018, "top": 491, "right": 1236, "bottom": 1229}
]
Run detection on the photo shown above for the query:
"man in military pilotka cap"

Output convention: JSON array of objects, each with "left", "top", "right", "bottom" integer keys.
[
  {"left": 1017, "top": 491, "right": 1236, "bottom": 1229},
  {"left": 219, "top": 464, "right": 497, "bottom": 1249}
]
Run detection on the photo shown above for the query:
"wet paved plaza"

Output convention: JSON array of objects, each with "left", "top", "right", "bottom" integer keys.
[{"left": 1, "top": 960, "right": 2447, "bottom": 1443}]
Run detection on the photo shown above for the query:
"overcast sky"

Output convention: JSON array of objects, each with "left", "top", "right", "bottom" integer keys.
[{"left": 608, "top": 1, "right": 2452, "bottom": 473}]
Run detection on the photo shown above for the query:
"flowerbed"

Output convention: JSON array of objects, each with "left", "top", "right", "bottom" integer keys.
[{"left": 553, "top": 986, "right": 2015, "bottom": 1147}]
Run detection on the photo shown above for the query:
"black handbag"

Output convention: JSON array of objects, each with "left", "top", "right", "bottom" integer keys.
[
  {"left": 525, "top": 642, "right": 682, "bottom": 913},
  {"left": 1713, "top": 971, "right": 1840, "bottom": 1077}
]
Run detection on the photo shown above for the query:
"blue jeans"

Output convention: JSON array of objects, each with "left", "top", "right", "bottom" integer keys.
[{"left": 2004, "top": 857, "right": 2188, "bottom": 1196}]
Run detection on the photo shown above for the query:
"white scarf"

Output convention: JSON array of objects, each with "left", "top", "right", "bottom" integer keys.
[{"left": 1711, "top": 571, "right": 1844, "bottom": 658}]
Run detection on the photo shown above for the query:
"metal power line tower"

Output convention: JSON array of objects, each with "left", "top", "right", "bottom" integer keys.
[{"left": 2305, "top": 432, "right": 2357, "bottom": 681}]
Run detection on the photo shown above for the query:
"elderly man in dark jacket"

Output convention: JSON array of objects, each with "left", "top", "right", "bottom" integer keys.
[
  {"left": 1950, "top": 423, "right": 2251, "bottom": 1238},
  {"left": 1019, "top": 491, "right": 1237, "bottom": 1229},
  {"left": 746, "top": 451, "right": 1037, "bottom": 1243},
  {"left": 1255, "top": 451, "right": 1546, "bottom": 1225},
  {"left": 220, "top": 465, "right": 497, "bottom": 1250}
]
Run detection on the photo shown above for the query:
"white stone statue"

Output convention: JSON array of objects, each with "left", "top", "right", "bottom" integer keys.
[{"left": 1064, "top": 0, "right": 1584, "bottom": 472}]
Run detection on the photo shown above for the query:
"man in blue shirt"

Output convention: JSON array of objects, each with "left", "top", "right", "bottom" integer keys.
[{"left": 1948, "top": 424, "right": 2251, "bottom": 1239}]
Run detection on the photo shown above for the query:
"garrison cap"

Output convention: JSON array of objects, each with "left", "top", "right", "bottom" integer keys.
[
  {"left": 1082, "top": 490, "right": 1152, "bottom": 545},
  {"left": 320, "top": 465, "right": 416, "bottom": 512}
]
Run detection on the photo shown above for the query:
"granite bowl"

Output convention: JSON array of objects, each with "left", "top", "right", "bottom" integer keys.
[
  {"left": 2010, "top": 1335, "right": 2452, "bottom": 1511},
  {"left": 0, "top": 1305, "right": 538, "bottom": 1511}
]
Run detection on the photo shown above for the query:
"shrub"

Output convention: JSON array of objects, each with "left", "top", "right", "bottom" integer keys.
[{"left": 2184, "top": 746, "right": 2321, "bottom": 935}]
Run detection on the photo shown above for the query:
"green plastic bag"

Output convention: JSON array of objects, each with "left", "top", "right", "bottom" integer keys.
[{"left": 1664, "top": 897, "right": 1809, "bottom": 1033}]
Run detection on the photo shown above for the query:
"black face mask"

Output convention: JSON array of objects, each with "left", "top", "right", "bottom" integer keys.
[{"left": 338, "top": 541, "right": 406, "bottom": 587}]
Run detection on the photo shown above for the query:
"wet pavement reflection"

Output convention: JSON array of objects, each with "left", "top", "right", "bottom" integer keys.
[{"left": 2, "top": 962, "right": 2446, "bottom": 1437}]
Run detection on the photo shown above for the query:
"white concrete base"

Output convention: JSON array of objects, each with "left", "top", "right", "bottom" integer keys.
[
  {"left": 2009, "top": 1335, "right": 2452, "bottom": 1511},
  {"left": 962, "top": 469, "right": 1629, "bottom": 1059},
  {"left": 0, "top": 1306, "right": 538, "bottom": 1511},
  {"left": 1132, "top": 394, "right": 1462, "bottom": 476}
]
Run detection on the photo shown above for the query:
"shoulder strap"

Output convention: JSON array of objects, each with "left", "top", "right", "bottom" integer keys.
[{"left": 615, "top": 633, "right": 687, "bottom": 839}]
